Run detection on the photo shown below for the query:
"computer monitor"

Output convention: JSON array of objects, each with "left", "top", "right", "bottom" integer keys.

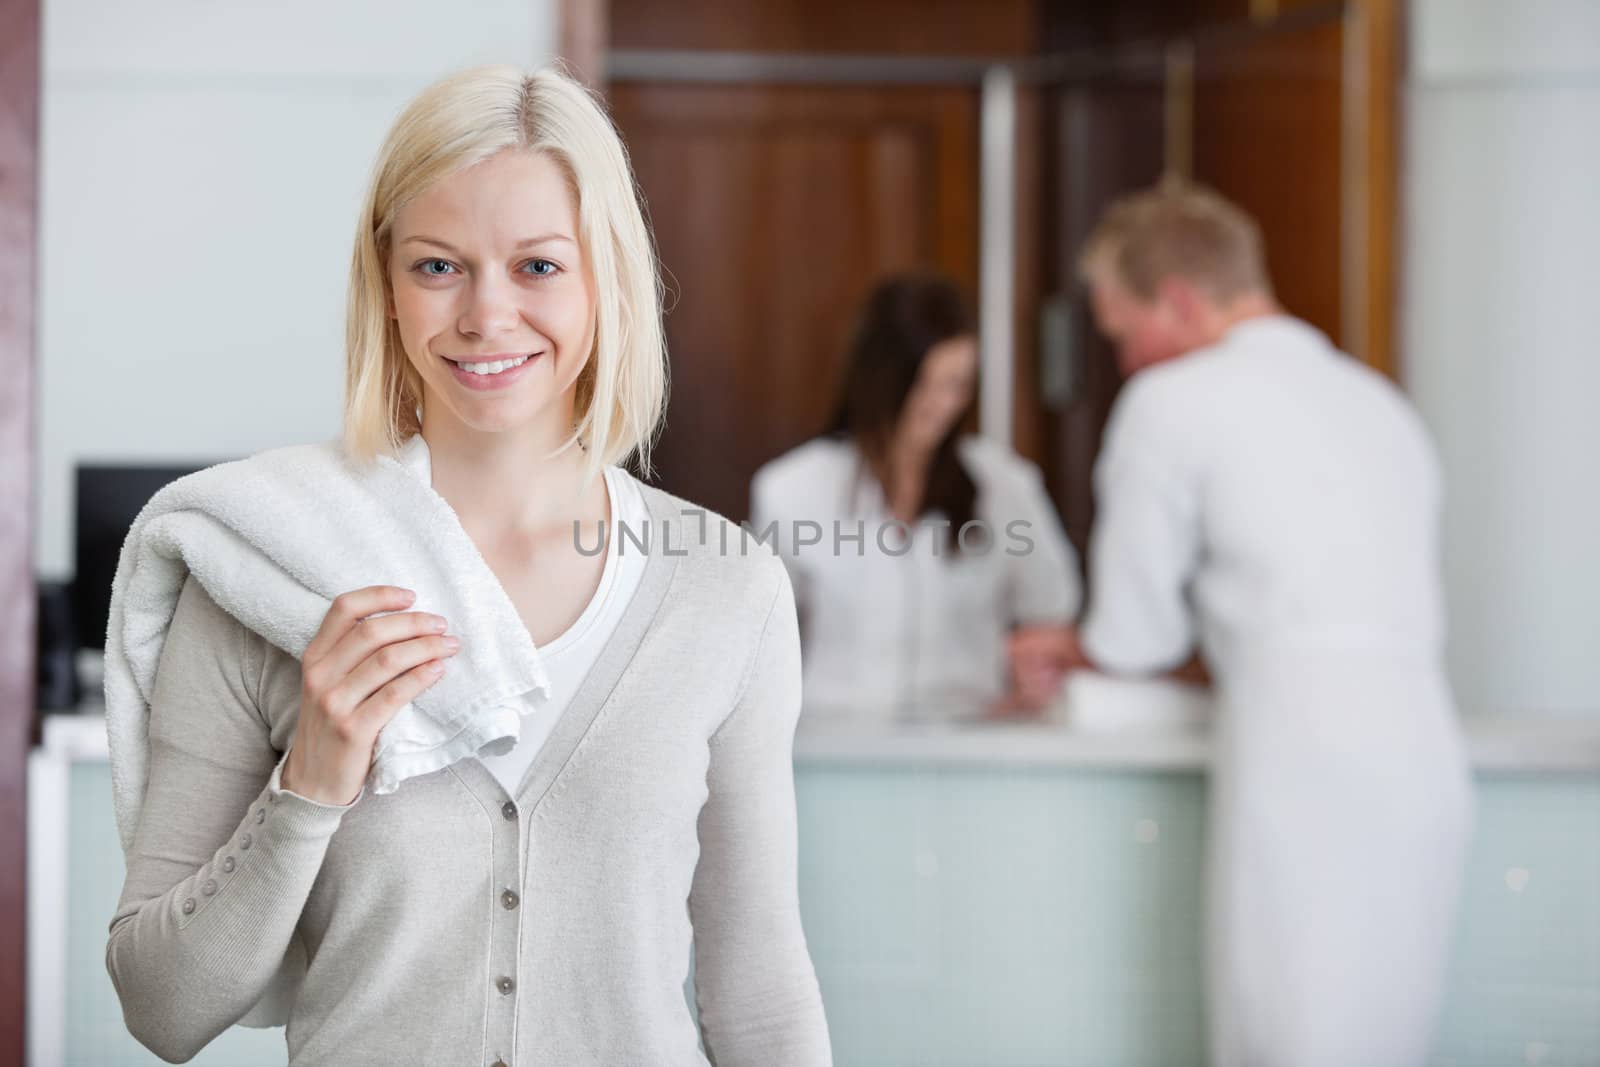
[{"left": 72, "top": 460, "right": 229, "bottom": 651}]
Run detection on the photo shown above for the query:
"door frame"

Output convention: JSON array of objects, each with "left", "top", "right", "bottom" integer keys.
[{"left": 0, "top": 0, "right": 41, "bottom": 1059}]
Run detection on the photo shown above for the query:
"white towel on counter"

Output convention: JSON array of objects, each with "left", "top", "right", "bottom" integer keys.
[
  {"left": 103, "top": 432, "right": 551, "bottom": 855},
  {"left": 1054, "top": 670, "right": 1213, "bottom": 732}
]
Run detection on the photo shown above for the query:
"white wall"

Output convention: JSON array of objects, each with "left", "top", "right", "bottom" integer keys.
[
  {"left": 1403, "top": 0, "right": 1600, "bottom": 716},
  {"left": 36, "top": 0, "right": 557, "bottom": 582}
]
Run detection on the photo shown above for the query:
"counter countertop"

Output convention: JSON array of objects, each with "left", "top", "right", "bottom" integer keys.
[
  {"left": 791, "top": 716, "right": 1600, "bottom": 772},
  {"left": 36, "top": 703, "right": 1600, "bottom": 773}
]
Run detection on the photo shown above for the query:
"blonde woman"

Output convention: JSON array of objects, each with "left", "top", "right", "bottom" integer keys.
[{"left": 105, "top": 65, "right": 832, "bottom": 1066}]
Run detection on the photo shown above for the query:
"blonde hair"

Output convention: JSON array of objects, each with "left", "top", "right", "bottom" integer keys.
[
  {"left": 1078, "top": 179, "right": 1272, "bottom": 304},
  {"left": 343, "top": 64, "right": 668, "bottom": 486}
]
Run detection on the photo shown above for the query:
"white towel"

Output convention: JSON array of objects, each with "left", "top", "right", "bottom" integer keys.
[
  {"left": 104, "top": 432, "right": 552, "bottom": 858},
  {"left": 1055, "top": 670, "right": 1213, "bottom": 732}
]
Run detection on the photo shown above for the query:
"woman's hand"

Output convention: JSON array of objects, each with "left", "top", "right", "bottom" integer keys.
[
  {"left": 1001, "top": 622, "right": 1087, "bottom": 712},
  {"left": 280, "top": 586, "right": 460, "bottom": 806}
]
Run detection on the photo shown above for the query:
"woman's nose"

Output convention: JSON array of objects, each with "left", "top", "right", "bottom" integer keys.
[{"left": 457, "top": 277, "right": 521, "bottom": 338}]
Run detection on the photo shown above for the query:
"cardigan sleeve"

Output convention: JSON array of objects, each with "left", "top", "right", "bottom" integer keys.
[
  {"left": 688, "top": 567, "right": 833, "bottom": 1066},
  {"left": 106, "top": 575, "right": 357, "bottom": 1063}
]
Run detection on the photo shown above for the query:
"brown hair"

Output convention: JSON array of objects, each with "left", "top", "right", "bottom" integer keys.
[
  {"left": 822, "top": 272, "right": 979, "bottom": 554},
  {"left": 1078, "top": 179, "right": 1272, "bottom": 304}
]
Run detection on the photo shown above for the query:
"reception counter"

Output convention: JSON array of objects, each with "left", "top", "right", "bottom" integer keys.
[
  {"left": 793, "top": 672, "right": 1600, "bottom": 772},
  {"left": 28, "top": 676, "right": 1600, "bottom": 1066},
  {"left": 788, "top": 676, "right": 1600, "bottom": 1067}
]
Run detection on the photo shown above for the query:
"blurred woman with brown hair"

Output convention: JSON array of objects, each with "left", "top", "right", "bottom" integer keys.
[{"left": 750, "top": 272, "right": 1080, "bottom": 723}]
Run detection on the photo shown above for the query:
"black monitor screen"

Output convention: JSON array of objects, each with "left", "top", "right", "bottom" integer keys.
[{"left": 73, "top": 460, "right": 230, "bottom": 651}]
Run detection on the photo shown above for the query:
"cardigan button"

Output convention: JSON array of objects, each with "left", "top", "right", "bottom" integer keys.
[
  {"left": 495, "top": 976, "right": 515, "bottom": 996},
  {"left": 240, "top": 832, "right": 253, "bottom": 850},
  {"left": 181, "top": 898, "right": 195, "bottom": 915},
  {"left": 222, "top": 856, "right": 236, "bottom": 873},
  {"left": 491, "top": 1061, "right": 509, "bottom": 1067},
  {"left": 501, "top": 889, "right": 519, "bottom": 910},
  {"left": 500, "top": 801, "right": 516, "bottom": 820},
  {"left": 256, "top": 808, "right": 267, "bottom": 824},
  {"left": 201, "top": 879, "right": 218, "bottom": 897}
]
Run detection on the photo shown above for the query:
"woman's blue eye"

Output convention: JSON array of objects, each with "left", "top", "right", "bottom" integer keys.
[{"left": 411, "top": 258, "right": 558, "bottom": 278}]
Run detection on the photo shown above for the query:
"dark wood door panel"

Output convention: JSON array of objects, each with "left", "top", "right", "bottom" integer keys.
[
  {"left": 611, "top": 0, "right": 1036, "bottom": 56},
  {"left": 609, "top": 83, "right": 978, "bottom": 521},
  {"left": 1192, "top": 17, "right": 1346, "bottom": 347}
]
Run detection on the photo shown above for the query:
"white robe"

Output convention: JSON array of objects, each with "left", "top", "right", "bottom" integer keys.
[
  {"left": 1079, "top": 315, "right": 1474, "bottom": 1067},
  {"left": 750, "top": 433, "right": 1082, "bottom": 723}
]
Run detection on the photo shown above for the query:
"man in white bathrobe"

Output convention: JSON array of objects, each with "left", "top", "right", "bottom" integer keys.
[{"left": 1010, "top": 182, "right": 1474, "bottom": 1067}]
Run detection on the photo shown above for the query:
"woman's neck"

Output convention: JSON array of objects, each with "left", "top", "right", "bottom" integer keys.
[{"left": 423, "top": 420, "right": 598, "bottom": 541}]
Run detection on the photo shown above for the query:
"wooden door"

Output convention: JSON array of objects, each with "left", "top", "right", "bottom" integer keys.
[
  {"left": 1190, "top": 1, "right": 1398, "bottom": 374},
  {"left": 608, "top": 82, "right": 978, "bottom": 521},
  {"left": 1191, "top": 17, "right": 1347, "bottom": 353}
]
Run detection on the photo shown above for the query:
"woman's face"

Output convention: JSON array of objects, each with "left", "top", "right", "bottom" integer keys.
[
  {"left": 898, "top": 333, "right": 978, "bottom": 449},
  {"left": 387, "top": 148, "right": 595, "bottom": 439}
]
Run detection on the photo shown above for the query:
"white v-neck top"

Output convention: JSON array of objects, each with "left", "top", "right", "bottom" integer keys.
[{"left": 390, "top": 433, "right": 652, "bottom": 797}]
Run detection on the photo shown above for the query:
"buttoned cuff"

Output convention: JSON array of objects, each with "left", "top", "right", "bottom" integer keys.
[{"left": 175, "top": 765, "right": 357, "bottom": 943}]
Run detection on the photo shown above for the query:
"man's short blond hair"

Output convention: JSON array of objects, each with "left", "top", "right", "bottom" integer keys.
[{"left": 1078, "top": 179, "right": 1272, "bottom": 304}]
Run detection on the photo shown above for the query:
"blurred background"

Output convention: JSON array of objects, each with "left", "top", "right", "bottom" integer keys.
[{"left": 4, "top": 0, "right": 1599, "bottom": 1064}]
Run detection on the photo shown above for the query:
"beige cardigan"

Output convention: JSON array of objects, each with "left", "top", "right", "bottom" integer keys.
[{"left": 106, "top": 478, "right": 833, "bottom": 1066}]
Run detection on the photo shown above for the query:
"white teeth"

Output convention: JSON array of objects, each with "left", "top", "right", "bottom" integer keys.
[{"left": 454, "top": 355, "right": 530, "bottom": 375}]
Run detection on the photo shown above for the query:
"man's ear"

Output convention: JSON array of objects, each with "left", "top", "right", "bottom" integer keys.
[{"left": 1086, "top": 279, "right": 1123, "bottom": 341}]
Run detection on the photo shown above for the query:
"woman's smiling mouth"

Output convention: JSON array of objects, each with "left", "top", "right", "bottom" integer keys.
[{"left": 442, "top": 352, "right": 540, "bottom": 389}]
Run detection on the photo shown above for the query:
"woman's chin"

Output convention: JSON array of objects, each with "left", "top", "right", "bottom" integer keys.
[{"left": 429, "top": 395, "right": 563, "bottom": 436}]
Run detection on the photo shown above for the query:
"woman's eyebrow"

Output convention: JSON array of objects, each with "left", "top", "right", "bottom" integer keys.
[{"left": 400, "top": 234, "right": 577, "bottom": 253}]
